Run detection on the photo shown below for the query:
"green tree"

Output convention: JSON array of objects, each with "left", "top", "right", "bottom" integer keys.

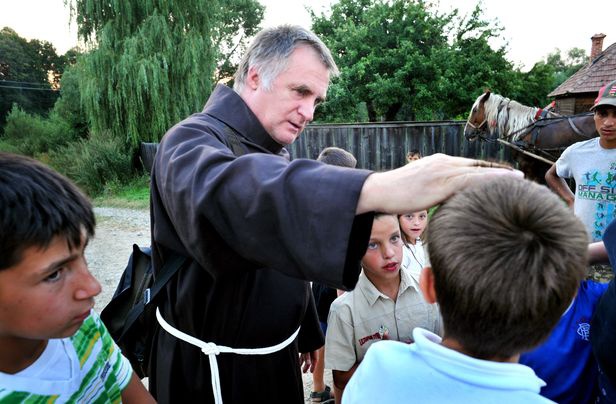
[
  {"left": 310, "top": 0, "right": 518, "bottom": 122},
  {"left": 437, "top": 6, "right": 518, "bottom": 119},
  {"left": 545, "top": 47, "right": 587, "bottom": 89},
  {"left": 506, "top": 47, "right": 588, "bottom": 109},
  {"left": 53, "top": 62, "right": 89, "bottom": 139},
  {"left": 0, "top": 27, "right": 63, "bottom": 128},
  {"left": 69, "top": 0, "right": 263, "bottom": 149},
  {"left": 311, "top": 0, "right": 452, "bottom": 122}
]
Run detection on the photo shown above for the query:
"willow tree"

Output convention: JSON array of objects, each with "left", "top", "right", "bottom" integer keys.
[{"left": 69, "top": 0, "right": 263, "bottom": 148}]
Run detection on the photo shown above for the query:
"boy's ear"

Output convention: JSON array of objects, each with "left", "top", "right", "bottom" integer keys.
[{"left": 419, "top": 266, "right": 437, "bottom": 304}]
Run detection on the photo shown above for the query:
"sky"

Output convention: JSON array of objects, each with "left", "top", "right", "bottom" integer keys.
[{"left": 1, "top": 0, "right": 615, "bottom": 71}]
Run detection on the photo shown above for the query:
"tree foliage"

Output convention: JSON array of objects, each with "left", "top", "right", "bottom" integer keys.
[
  {"left": 69, "top": 0, "right": 263, "bottom": 149},
  {"left": 0, "top": 27, "right": 68, "bottom": 128},
  {"left": 310, "top": 0, "right": 548, "bottom": 122},
  {"left": 507, "top": 47, "right": 588, "bottom": 108},
  {"left": 311, "top": 0, "right": 455, "bottom": 121}
]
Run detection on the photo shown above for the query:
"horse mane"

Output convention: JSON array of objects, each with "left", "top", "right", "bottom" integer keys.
[{"left": 477, "top": 93, "right": 540, "bottom": 140}]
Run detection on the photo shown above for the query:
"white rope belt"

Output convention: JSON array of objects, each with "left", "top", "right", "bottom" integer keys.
[{"left": 155, "top": 307, "right": 300, "bottom": 404}]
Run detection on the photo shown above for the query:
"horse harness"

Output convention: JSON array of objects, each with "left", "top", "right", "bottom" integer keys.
[{"left": 499, "top": 112, "right": 595, "bottom": 164}]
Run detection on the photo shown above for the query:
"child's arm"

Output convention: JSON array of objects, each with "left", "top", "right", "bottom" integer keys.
[
  {"left": 545, "top": 164, "right": 574, "bottom": 207},
  {"left": 588, "top": 241, "right": 608, "bottom": 265},
  {"left": 121, "top": 373, "right": 156, "bottom": 403},
  {"left": 333, "top": 363, "right": 359, "bottom": 404}
]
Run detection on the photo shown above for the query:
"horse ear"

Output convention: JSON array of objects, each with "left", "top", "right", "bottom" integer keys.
[{"left": 481, "top": 91, "right": 491, "bottom": 102}]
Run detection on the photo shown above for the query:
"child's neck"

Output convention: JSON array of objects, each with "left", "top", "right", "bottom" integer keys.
[
  {"left": 407, "top": 237, "right": 419, "bottom": 246},
  {"left": 0, "top": 337, "right": 47, "bottom": 374},
  {"left": 366, "top": 271, "right": 401, "bottom": 301},
  {"left": 441, "top": 337, "right": 519, "bottom": 363}
]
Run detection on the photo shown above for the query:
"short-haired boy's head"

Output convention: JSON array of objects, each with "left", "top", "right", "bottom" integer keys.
[
  {"left": 406, "top": 149, "right": 421, "bottom": 162},
  {"left": 317, "top": 147, "right": 357, "bottom": 168},
  {"left": 426, "top": 177, "right": 587, "bottom": 359},
  {"left": 0, "top": 152, "right": 95, "bottom": 270}
]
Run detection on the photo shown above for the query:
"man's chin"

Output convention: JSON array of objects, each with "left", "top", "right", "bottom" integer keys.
[{"left": 273, "top": 132, "right": 300, "bottom": 146}]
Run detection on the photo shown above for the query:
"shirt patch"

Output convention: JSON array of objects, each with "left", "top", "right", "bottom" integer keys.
[
  {"left": 577, "top": 321, "right": 590, "bottom": 341},
  {"left": 358, "top": 332, "right": 383, "bottom": 346},
  {"left": 359, "top": 325, "right": 389, "bottom": 346}
]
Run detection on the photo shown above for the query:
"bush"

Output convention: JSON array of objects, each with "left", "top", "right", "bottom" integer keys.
[
  {"left": 49, "top": 131, "right": 132, "bottom": 196},
  {"left": 0, "top": 139, "right": 22, "bottom": 154},
  {"left": 2, "top": 104, "right": 77, "bottom": 156}
]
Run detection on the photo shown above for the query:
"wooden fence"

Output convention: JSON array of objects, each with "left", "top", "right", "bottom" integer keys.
[
  {"left": 140, "top": 121, "right": 514, "bottom": 172},
  {"left": 288, "top": 121, "right": 513, "bottom": 171}
]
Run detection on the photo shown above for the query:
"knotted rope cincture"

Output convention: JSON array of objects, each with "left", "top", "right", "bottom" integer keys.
[{"left": 155, "top": 307, "right": 300, "bottom": 404}]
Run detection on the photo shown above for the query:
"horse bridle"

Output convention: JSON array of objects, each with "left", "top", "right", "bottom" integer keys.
[
  {"left": 465, "top": 118, "right": 487, "bottom": 130},
  {"left": 465, "top": 99, "right": 512, "bottom": 140}
]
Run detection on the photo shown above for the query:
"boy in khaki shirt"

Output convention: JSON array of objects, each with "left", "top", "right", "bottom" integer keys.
[{"left": 325, "top": 213, "right": 441, "bottom": 403}]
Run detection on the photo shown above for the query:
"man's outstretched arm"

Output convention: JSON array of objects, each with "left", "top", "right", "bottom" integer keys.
[{"left": 357, "top": 154, "right": 523, "bottom": 214}]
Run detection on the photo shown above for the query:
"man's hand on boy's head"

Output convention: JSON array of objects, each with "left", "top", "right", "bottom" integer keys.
[{"left": 357, "top": 154, "right": 523, "bottom": 215}]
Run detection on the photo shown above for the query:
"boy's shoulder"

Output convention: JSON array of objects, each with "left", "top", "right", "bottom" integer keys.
[
  {"left": 329, "top": 287, "right": 358, "bottom": 314},
  {"left": 329, "top": 272, "right": 379, "bottom": 312},
  {"left": 563, "top": 137, "right": 603, "bottom": 155},
  {"left": 0, "top": 310, "right": 132, "bottom": 401},
  {"left": 578, "top": 279, "right": 610, "bottom": 303}
]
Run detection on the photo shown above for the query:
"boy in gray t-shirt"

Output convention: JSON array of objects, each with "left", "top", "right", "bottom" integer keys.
[{"left": 546, "top": 79, "right": 616, "bottom": 241}]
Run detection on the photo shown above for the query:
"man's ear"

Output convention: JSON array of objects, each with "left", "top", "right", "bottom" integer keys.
[
  {"left": 419, "top": 266, "right": 437, "bottom": 304},
  {"left": 246, "top": 66, "right": 260, "bottom": 90}
]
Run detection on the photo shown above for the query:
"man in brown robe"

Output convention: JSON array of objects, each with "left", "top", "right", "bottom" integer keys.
[{"left": 149, "top": 25, "right": 520, "bottom": 403}]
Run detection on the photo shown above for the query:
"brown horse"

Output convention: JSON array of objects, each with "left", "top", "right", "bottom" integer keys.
[{"left": 464, "top": 91, "right": 598, "bottom": 183}]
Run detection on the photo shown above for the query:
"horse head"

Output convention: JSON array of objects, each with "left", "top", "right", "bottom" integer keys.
[{"left": 464, "top": 91, "right": 491, "bottom": 141}]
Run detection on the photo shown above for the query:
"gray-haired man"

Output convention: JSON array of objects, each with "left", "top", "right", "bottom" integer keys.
[{"left": 150, "top": 25, "right": 520, "bottom": 403}]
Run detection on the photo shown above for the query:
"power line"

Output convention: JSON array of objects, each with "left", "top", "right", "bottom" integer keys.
[
  {"left": 0, "top": 84, "right": 58, "bottom": 92},
  {"left": 0, "top": 79, "right": 52, "bottom": 87}
]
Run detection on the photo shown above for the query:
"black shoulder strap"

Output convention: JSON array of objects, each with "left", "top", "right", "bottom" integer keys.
[
  {"left": 224, "top": 126, "right": 248, "bottom": 157},
  {"left": 205, "top": 113, "right": 249, "bottom": 157},
  {"left": 118, "top": 252, "right": 186, "bottom": 341},
  {"left": 120, "top": 117, "right": 248, "bottom": 340}
]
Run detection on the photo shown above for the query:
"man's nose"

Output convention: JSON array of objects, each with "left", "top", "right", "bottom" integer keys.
[{"left": 298, "top": 100, "right": 315, "bottom": 122}]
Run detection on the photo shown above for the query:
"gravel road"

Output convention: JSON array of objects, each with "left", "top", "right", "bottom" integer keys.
[{"left": 86, "top": 207, "right": 329, "bottom": 401}]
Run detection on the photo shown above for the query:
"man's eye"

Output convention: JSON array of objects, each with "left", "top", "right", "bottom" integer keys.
[
  {"left": 367, "top": 242, "right": 377, "bottom": 250},
  {"left": 391, "top": 235, "right": 401, "bottom": 243}
]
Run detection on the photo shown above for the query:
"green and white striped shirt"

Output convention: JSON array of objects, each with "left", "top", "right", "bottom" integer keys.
[{"left": 0, "top": 311, "right": 132, "bottom": 403}]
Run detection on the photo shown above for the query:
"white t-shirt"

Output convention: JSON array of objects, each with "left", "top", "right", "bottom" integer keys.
[
  {"left": 0, "top": 311, "right": 132, "bottom": 403},
  {"left": 556, "top": 137, "right": 616, "bottom": 242},
  {"left": 402, "top": 238, "right": 427, "bottom": 281},
  {"left": 344, "top": 328, "right": 552, "bottom": 403}
]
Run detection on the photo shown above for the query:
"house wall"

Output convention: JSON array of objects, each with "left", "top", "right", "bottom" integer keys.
[
  {"left": 554, "top": 96, "right": 596, "bottom": 115},
  {"left": 555, "top": 98, "right": 576, "bottom": 115},
  {"left": 575, "top": 96, "right": 596, "bottom": 114}
]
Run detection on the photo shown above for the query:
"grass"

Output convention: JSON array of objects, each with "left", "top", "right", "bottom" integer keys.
[{"left": 93, "top": 174, "right": 151, "bottom": 210}]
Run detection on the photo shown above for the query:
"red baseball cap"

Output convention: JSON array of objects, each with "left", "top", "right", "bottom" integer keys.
[{"left": 591, "top": 79, "right": 616, "bottom": 111}]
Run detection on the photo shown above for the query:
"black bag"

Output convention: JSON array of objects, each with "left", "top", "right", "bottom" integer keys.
[{"left": 101, "top": 244, "right": 186, "bottom": 378}]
